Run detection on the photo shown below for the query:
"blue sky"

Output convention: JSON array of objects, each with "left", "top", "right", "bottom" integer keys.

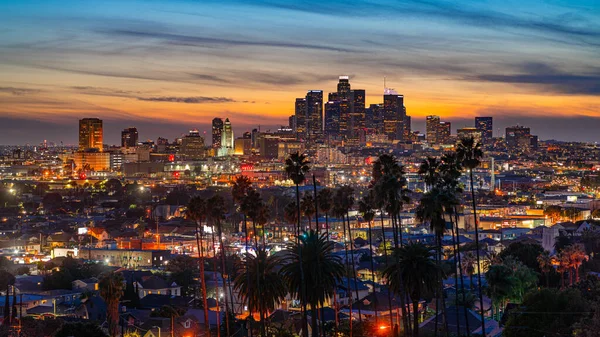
[{"left": 0, "top": 0, "right": 599, "bottom": 144}]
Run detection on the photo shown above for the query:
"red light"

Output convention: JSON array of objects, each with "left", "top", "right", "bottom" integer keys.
[
  {"left": 173, "top": 171, "right": 180, "bottom": 178},
  {"left": 240, "top": 163, "right": 254, "bottom": 172},
  {"left": 168, "top": 154, "right": 175, "bottom": 162},
  {"left": 79, "top": 172, "right": 87, "bottom": 180},
  {"left": 365, "top": 157, "right": 373, "bottom": 165}
]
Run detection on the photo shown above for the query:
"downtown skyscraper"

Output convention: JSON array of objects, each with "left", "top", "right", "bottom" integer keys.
[
  {"left": 212, "top": 117, "right": 224, "bottom": 148},
  {"left": 79, "top": 118, "right": 103, "bottom": 152},
  {"left": 121, "top": 127, "right": 138, "bottom": 148},
  {"left": 475, "top": 116, "right": 493, "bottom": 144},
  {"left": 383, "top": 89, "right": 406, "bottom": 141}
]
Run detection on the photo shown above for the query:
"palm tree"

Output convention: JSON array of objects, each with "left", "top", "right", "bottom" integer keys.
[
  {"left": 382, "top": 243, "right": 440, "bottom": 337},
  {"left": 284, "top": 151, "right": 310, "bottom": 337},
  {"left": 284, "top": 202, "right": 298, "bottom": 238},
  {"left": 563, "top": 245, "right": 589, "bottom": 285},
  {"left": 281, "top": 230, "right": 345, "bottom": 337},
  {"left": 0, "top": 270, "right": 15, "bottom": 325},
  {"left": 318, "top": 188, "right": 334, "bottom": 240},
  {"left": 418, "top": 156, "right": 442, "bottom": 191},
  {"left": 187, "top": 196, "right": 210, "bottom": 335},
  {"left": 234, "top": 247, "right": 287, "bottom": 337},
  {"left": 485, "top": 265, "right": 513, "bottom": 321},
  {"left": 358, "top": 193, "right": 378, "bottom": 325},
  {"left": 99, "top": 271, "right": 125, "bottom": 337},
  {"left": 456, "top": 136, "right": 486, "bottom": 335},
  {"left": 241, "top": 188, "right": 264, "bottom": 247},
  {"left": 301, "top": 194, "right": 316, "bottom": 232},
  {"left": 207, "top": 194, "right": 231, "bottom": 337},
  {"left": 537, "top": 251, "right": 553, "bottom": 287}
]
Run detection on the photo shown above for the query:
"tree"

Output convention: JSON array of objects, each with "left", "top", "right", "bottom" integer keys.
[
  {"left": 456, "top": 136, "right": 486, "bottom": 335},
  {"left": 485, "top": 265, "right": 514, "bottom": 320},
  {"left": 544, "top": 205, "right": 563, "bottom": 224},
  {"left": 54, "top": 322, "right": 108, "bottom": 337},
  {"left": 382, "top": 243, "right": 440, "bottom": 337},
  {"left": 42, "top": 192, "right": 62, "bottom": 210},
  {"left": 281, "top": 230, "right": 345, "bottom": 337},
  {"left": 317, "top": 188, "right": 334, "bottom": 240},
  {"left": 563, "top": 244, "right": 589, "bottom": 285},
  {"left": 284, "top": 152, "right": 310, "bottom": 337},
  {"left": 300, "top": 194, "right": 315, "bottom": 231},
  {"left": 0, "top": 271, "right": 15, "bottom": 325},
  {"left": 234, "top": 246, "right": 287, "bottom": 337},
  {"left": 166, "top": 255, "right": 198, "bottom": 296},
  {"left": 503, "top": 288, "right": 589, "bottom": 337},
  {"left": 105, "top": 179, "right": 123, "bottom": 196},
  {"left": 499, "top": 241, "right": 545, "bottom": 273},
  {"left": 418, "top": 156, "right": 442, "bottom": 190},
  {"left": 186, "top": 196, "right": 210, "bottom": 336},
  {"left": 99, "top": 272, "right": 125, "bottom": 337},
  {"left": 537, "top": 251, "right": 553, "bottom": 287},
  {"left": 358, "top": 193, "right": 378, "bottom": 325}
]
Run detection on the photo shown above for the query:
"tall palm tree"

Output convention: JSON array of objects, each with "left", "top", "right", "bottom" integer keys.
[
  {"left": 0, "top": 271, "right": 15, "bottom": 325},
  {"left": 234, "top": 247, "right": 287, "bottom": 337},
  {"left": 537, "top": 251, "right": 553, "bottom": 287},
  {"left": 317, "top": 188, "right": 334, "bottom": 240},
  {"left": 187, "top": 196, "right": 210, "bottom": 335},
  {"left": 484, "top": 265, "right": 513, "bottom": 321},
  {"left": 241, "top": 188, "right": 263, "bottom": 247},
  {"left": 456, "top": 136, "right": 486, "bottom": 335},
  {"left": 418, "top": 156, "right": 442, "bottom": 191},
  {"left": 334, "top": 186, "right": 363, "bottom": 323},
  {"left": 383, "top": 243, "right": 440, "bottom": 337},
  {"left": 207, "top": 194, "right": 231, "bottom": 337},
  {"left": 563, "top": 245, "right": 589, "bottom": 285},
  {"left": 358, "top": 193, "right": 378, "bottom": 325},
  {"left": 284, "top": 151, "right": 310, "bottom": 337},
  {"left": 301, "top": 194, "right": 316, "bottom": 232},
  {"left": 281, "top": 230, "right": 345, "bottom": 337},
  {"left": 99, "top": 271, "right": 125, "bottom": 337},
  {"left": 284, "top": 202, "right": 298, "bottom": 238}
]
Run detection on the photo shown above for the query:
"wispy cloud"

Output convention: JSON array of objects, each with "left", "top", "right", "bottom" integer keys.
[
  {"left": 0, "top": 87, "right": 43, "bottom": 95},
  {"left": 473, "top": 62, "right": 600, "bottom": 95},
  {"left": 137, "top": 96, "right": 236, "bottom": 104},
  {"left": 70, "top": 86, "right": 146, "bottom": 97}
]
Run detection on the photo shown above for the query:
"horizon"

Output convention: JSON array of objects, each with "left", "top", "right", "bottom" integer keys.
[{"left": 0, "top": 0, "right": 599, "bottom": 144}]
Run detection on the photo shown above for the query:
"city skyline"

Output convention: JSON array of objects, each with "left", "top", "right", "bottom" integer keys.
[{"left": 0, "top": 0, "right": 599, "bottom": 144}]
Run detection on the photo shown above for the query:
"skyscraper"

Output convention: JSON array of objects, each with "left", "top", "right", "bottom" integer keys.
[
  {"left": 349, "top": 89, "right": 366, "bottom": 140},
  {"left": 426, "top": 115, "right": 441, "bottom": 144},
  {"left": 306, "top": 90, "right": 323, "bottom": 141},
  {"left": 121, "top": 127, "right": 138, "bottom": 148},
  {"left": 506, "top": 126, "right": 531, "bottom": 150},
  {"left": 222, "top": 118, "right": 234, "bottom": 149},
  {"left": 288, "top": 115, "right": 296, "bottom": 132},
  {"left": 181, "top": 129, "right": 205, "bottom": 159},
  {"left": 367, "top": 103, "right": 384, "bottom": 132},
  {"left": 79, "top": 118, "right": 103, "bottom": 152},
  {"left": 325, "top": 100, "right": 341, "bottom": 138},
  {"left": 212, "top": 118, "right": 224, "bottom": 148},
  {"left": 438, "top": 121, "right": 451, "bottom": 144},
  {"left": 337, "top": 76, "right": 351, "bottom": 100},
  {"left": 295, "top": 98, "right": 307, "bottom": 140},
  {"left": 383, "top": 90, "right": 405, "bottom": 140},
  {"left": 475, "top": 117, "right": 493, "bottom": 144}
]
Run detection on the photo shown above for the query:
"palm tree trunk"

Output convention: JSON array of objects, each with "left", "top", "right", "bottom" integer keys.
[
  {"left": 438, "top": 235, "right": 450, "bottom": 337},
  {"left": 325, "top": 213, "right": 330, "bottom": 240},
  {"left": 211, "top": 230, "right": 221, "bottom": 337},
  {"left": 449, "top": 216, "right": 461, "bottom": 337},
  {"left": 346, "top": 212, "right": 363, "bottom": 323},
  {"left": 454, "top": 209, "right": 471, "bottom": 337},
  {"left": 393, "top": 214, "right": 410, "bottom": 336},
  {"left": 217, "top": 223, "right": 231, "bottom": 337},
  {"left": 311, "top": 176, "right": 324, "bottom": 337},
  {"left": 195, "top": 220, "right": 211, "bottom": 337},
  {"left": 367, "top": 218, "right": 378, "bottom": 326},
  {"left": 380, "top": 211, "right": 394, "bottom": 331},
  {"left": 244, "top": 215, "right": 253, "bottom": 337},
  {"left": 296, "top": 183, "right": 309, "bottom": 337},
  {"left": 341, "top": 214, "right": 353, "bottom": 337},
  {"left": 413, "top": 300, "right": 420, "bottom": 337},
  {"left": 469, "top": 169, "right": 486, "bottom": 336},
  {"left": 311, "top": 306, "right": 319, "bottom": 337}
]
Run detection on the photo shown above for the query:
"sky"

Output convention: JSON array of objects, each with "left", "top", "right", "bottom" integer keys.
[{"left": 0, "top": 0, "right": 599, "bottom": 145}]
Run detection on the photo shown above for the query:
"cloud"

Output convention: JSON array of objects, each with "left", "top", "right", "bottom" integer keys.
[
  {"left": 70, "top": 86, "right": 146, "bottom": 97},
  {"left": 473, "top": 62, "right": 600, "bottom": 95},
  {"left": 0, "top": 87, "right": 43, "bottom": 95},
  {"left": 102, "top": 29, "right": 355, "bottom": 53},
  {"left": 137, "top": 96, "right": 236, "bottom": 104}
]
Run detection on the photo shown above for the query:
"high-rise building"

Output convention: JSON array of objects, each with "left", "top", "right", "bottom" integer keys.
[
  {"left": 426, "top": 115, "right": 441, "bottom": 144},
  {"left": 79, "top": 118, "right": 103, "bottom": 152},
  {"left": 121, "top": 127, "right": 138, "bottom": 148},
  {"left": 475, "top": 117, "right": 493, "bottom": 144},
  {"left": 306, "top": 90, "right": 323, "bottom": 141},
  {"left": 181, "top": 129, "right": 205, "bottom": 159},
  {"left": 337, "top": 76, "right": 351, "bottom": 100},
  {"left": 295, "top": 98, "right": 307, "bottom": 140},
  {"left": 505, "top": 126, "right": 531, "bottom": 150},
  {"left": 367, "top": 103, "right": 384, "bottom": 132},
  {"left": 212, "top": 118, "right": 224, "bottom": 148},
  {"left": 457, "top": 127, "right": 483, "bottom": 145},
  {"left": 222, "top": 118, "right": 234, "bottom": 150},
  {"left": 403, "top": 115, "right": 411, "bottom": 140},
  {"left": 338, "top": 99, "right": 351, "bottom": 137},
  {"left": 349, "top": 89, "right": 366, "bottom": 140},
  {"left": 325, "top": 100, "right": 341, "bottom": 138},
  {"left": 383, "top": 90, "right": 405, "bottom": 140},
  {"left": 288, "top": 115, "right": 296, "bottom": 132},
  {"left": 438, "top": 122, "right": 451, "bottom": 144}
]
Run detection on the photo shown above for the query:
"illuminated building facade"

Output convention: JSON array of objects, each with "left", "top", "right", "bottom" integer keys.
[
  {"left": 79, "top": 118, "right": 103, "bottom": 152},
  {"left": 121, "top": 127, "right": 138, "bottom": 148}
]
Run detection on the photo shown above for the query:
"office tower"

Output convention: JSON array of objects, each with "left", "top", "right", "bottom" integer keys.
[
  {"left": 505, "top": 126, "right": 531, "bottom": 150},
  {"left": 212, "top": 118, "right": 224, "bottom": 148},
  {"left": 338, "top": 99, "right": 351, "bottom": 137},
  {"left": 306, "top": 90, "right": 323, "bottom": 141},
  {"left": 475, "top": 117, "right": 493, "bottom": 144},
  {"left": 157, "top": 137, "right": 169, "bottom": 145},
  {"left": 383, "top": 90, "right": 405, "bottom": 140},
  {"left": 367, "top": 103, "right": 384, "bottom": 132},
  {"left": 79, "top": 118, "right": 103, "bottom": 152},
  {"left": 243, "top": 131, "right": 251, "bottom": 139},
  {"left": 325, "top": 100, "right": 341, "bottom": 138},
  {"left": 425, "top": 115, "right": 441, "bottom": 144},
  {"left": 289, "top": 115, "right": 296, "bottom": 132},
  {"left": 121, "top": 127, "right": 138, "bottom": 148},
  {"left": 438, "top": 121, "right": 451, "bottom": 144},
  {"left": 328, "top": 92, "right": 339, "bottom": 101},
  {"left": 295, "top": 98, "right": 307, "bottom": 139},
  {"left": 457, "top": 127, "right": 483, "bottom": 144},
  {"left": 349, "top": 89, "right": 366, "bottom": 140},
  {"left": 251, "top": 128, "right": 259, "bottom": 149},
  {"left": 222, "top": 118, "right": 234, "bottom": 149},
  {"left": 403, "top": 115, "right": 411, "bottom": 140},
  {"left": 181, "top": 129, "right": 205, "bottom": 159},
  {"left": 337, "top": 76, "right": 351, "bottom": 100}
]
